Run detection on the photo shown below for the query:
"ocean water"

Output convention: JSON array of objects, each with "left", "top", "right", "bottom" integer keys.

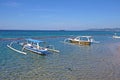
[{"left": 0, "top": 30, "right": 120, "bottom": 80}]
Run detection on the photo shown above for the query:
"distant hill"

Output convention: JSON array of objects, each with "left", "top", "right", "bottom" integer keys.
[{"left": 87, "top": 28, "right": 120, "bottom": 31}]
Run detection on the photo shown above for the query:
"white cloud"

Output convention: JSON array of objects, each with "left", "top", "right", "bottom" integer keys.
[{"left": 1, "top": 1, "right": 20, "bottom": 7}]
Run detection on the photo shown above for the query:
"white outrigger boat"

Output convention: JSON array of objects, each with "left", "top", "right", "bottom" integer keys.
[
  {"left": 113, "top": 33, "right": 120, "bottom": 39},
  {"left": 7, "top": 38, "right": 60, "bottom": 55},
  {"left": 64, "top": 36, "right": 99, "bottom": 46}
]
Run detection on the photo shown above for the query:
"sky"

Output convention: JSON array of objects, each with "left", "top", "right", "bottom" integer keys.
[{"left": 0, "top": 0, "right": 120, "bottom": 30}]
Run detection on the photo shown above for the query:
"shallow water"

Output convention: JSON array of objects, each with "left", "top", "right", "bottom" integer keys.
[{"left": 0, "top": 30, "right": 120, "bottom": 80}]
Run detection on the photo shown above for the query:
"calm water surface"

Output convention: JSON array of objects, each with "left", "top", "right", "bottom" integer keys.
[{"left": 0, "top": 30, "right": 120, "bottom": 80}]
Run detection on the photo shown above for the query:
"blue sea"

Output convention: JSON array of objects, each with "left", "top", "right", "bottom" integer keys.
[{"left": 0, "top": 30, "right": 120, "bottom": 80}]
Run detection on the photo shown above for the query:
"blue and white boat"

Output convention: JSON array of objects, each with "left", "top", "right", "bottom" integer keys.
[
  {"left": 7, "top": 38, "right": 60, "bottom": 55},
  {"left": 113, "top": 33, "right": 120, "bottom": 39}
]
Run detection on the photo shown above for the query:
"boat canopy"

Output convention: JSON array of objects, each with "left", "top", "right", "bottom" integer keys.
[
  {"left": 77, "top": 36, "right": 92, "bottom": 38},
  {"left": 26, "top": 38, "right": 44, "bottom": 43}
]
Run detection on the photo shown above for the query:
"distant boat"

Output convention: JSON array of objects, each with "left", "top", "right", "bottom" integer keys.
[
  {"left": 7, "top": 38, "right": 60, "bottom": 55},
  {"left": 64, "top": 36, "right": 99, "bottom": 46},
  {"left": 113, "top": 33, "right": 120, "bottom": 38}
]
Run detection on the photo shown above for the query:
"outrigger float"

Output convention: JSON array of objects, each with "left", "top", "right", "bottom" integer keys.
[
  {"left": 7, "top": 38, "right": 60, "bottom": 55},
  {"left": 64, "top": 36, "right": 99, "bottom": 46}
]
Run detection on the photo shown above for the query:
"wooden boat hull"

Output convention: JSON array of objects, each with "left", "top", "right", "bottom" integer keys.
[{"left": 69, "top": 40, "right": 91, "bottom": 45}]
